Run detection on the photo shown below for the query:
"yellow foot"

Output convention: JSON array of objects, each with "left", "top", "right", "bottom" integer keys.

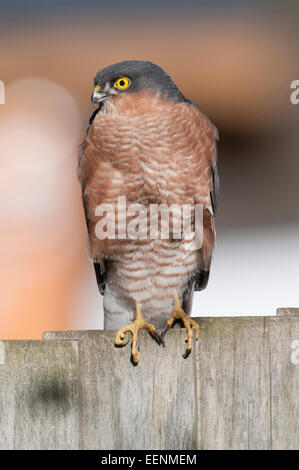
[
  {"left": 115, "top": 302, "right": 163, "bottom": 364},
  {"left": 161, "top": 292, "right": 200, "bottom": 359}
]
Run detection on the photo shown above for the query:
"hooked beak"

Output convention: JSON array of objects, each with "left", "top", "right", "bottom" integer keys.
[{"left": 91, "top": 90, "right": 109, "bottom": 107}]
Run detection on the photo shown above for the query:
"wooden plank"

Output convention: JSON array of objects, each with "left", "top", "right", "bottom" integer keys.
[
  {"left": 276, "top": 308, "right": 299, "bottom": 317},
  {"left": 268, "top": 316, "right": 299, "bottom": 449},
  {"left": 44, "top": 329, "right": 197, "bottom": 450},
  {"left": 0, "top": 340, "right": 80, "bottom": 450},
  {"left": 193, "top": 317, "right": 271, "bottom": 450}
]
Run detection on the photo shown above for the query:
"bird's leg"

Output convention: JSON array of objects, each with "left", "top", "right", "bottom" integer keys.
[
  {"left": 161, "top": 292, "right": 200, "bottom": 358},
  {"left": 115, "top": 302, "right": 163, "bottom": 364}
]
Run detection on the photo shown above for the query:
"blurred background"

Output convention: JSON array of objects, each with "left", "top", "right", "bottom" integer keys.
[{"left": 0, "top": 0, "right": 298, "bottom": 338}]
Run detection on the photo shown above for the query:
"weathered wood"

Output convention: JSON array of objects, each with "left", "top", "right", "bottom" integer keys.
[
  {"left": 43, "top": 329, "right": 197, "bottom": 450},
  {"left": 268, "top": 316, "right": 299, "bottom": 449},
  {"left": 277, "top": 308, "right": 299, "bottom": 317},
  {"left": 0, "top": 340, "right": 80, "bottom": 450},
  {"left": 43, "top": 314, "right": 298, "bottom": 450},
  {"left": 195, "top": 317, "right": 271, "bottom": 450},
  {"left": 0, "top": 313, "right": 298, "bottom": 450}
]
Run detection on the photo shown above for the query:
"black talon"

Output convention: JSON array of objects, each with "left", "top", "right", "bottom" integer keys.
[
  {"left": 130, "top": 354, "right": 139, "bottom": 367},
  {"left": 115, "top": 334, "right": 129, "bottom": 348},
  {"left": 183, "top": 348, "right": 192, "bottom": 359},
  {"left": 160, "top": 324, "right": 171, "bottom": 339},
  {"left": 150, "top": 329, "right": 165, "bottom": 347},
  {"left": 115, "top": 340, "right": 129, "bottom": 348}
]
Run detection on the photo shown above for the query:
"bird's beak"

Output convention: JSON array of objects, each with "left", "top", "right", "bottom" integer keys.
[{"left": 91, "top": 86, "right": 109, "bottom": 107}]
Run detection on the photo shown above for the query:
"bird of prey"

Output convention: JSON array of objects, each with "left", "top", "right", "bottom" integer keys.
[{"left": 78, "top": 60, "right": 218, "bottom": 364}]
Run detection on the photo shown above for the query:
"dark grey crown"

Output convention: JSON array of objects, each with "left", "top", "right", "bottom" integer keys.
[{"left": 94, "top": 60, "right": 187, "bottom": 103}]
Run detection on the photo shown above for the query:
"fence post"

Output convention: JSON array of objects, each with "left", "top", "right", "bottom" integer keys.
[{"left": 0, "top": 310, "right": 298, "bottom": 449}]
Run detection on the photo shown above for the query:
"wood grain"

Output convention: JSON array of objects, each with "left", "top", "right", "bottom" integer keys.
[
  {"left": 194, "top": 317, "right": 271, "bottom": 449},
  {"left": 0, "top": 313, "right": 297, "bottom": 450},
  {"left": 276, "top": 308, "right": 299, "bottom": 317},
  {"left": 0, "top": 340, "right": 80, "bottom": 450},
  {"left": 44, "top": 329, "right": 197, "bottom": 450},
  {"left": 268, "top": 316, "right": 299, "bottom": 449}
]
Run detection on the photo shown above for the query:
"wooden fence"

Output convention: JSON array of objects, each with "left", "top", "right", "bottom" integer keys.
[{"left": 0, "top": 309, "right": 298, "bottom": 450}]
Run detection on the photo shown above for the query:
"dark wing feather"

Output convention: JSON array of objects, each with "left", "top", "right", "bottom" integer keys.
[
  {"left": 210, "top": 161, "right": 219, "bottom": 217},
  {"left": 194, "top": 161, "right": 219, "bottom": 291},
  {"left": 79, "top": 117, "right": 107, "bottom": 296},
  {"left": 191, "top": 104, "right": 219, "bottom": 292},
  {"left": 80, "top": 190, "right": 107, "bottom": 295},
  {"left": 194, "top": 269, "right": 210, "bottom": 291},
  {"left": 93, "top": 261, "right": 106, "bottom": 295}
]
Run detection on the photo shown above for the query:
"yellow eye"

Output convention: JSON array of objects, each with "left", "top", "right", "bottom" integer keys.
[{"left": 114, "top": 77, "right": 131, "bottom": 90}]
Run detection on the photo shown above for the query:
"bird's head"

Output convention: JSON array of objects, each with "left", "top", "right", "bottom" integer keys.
[{"left": 91, "top": 60, "right": 185, "bottom": 107}]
